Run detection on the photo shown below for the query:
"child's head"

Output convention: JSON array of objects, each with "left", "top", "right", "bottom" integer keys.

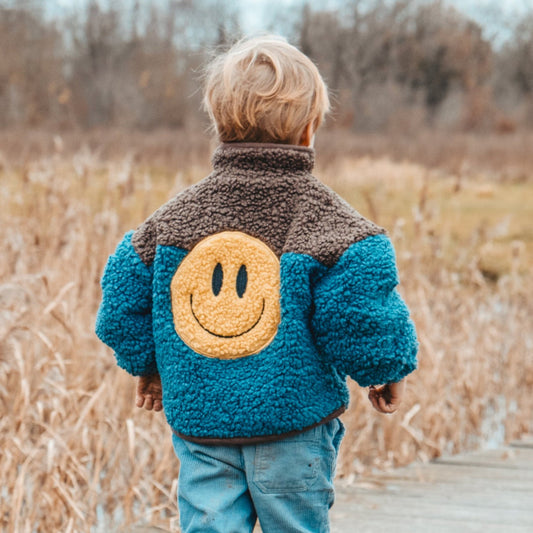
[{"left": 203, "top": 35, "right": 330, "bottom": 146}]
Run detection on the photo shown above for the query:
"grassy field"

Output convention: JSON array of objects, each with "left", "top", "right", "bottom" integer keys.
[{"left": 1, "top": 130, "right": 532, "bottom": 532}]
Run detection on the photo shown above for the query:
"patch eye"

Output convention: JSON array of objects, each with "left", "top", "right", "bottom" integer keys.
[
  {"left": 236, "top": 264, "right": 247, "bottom": 298},
  {"left": 212, "top": 263, "right": 223, "bottom": 296}
]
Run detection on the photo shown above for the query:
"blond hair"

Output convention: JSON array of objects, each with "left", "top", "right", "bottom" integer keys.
[{"left": 203, "top": 35, "right": 330, "bottom": 145}]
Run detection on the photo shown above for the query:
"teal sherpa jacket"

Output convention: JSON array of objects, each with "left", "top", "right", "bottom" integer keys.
[{"left": 96, "top": 143, "right": 418, "bottom": 443}]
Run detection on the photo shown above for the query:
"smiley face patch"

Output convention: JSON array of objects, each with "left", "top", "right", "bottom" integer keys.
[{"left": 170, "top": 231, "right": 281, "bottom": 359}]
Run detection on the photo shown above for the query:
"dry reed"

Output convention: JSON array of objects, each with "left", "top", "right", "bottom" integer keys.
[{"left": 1, "top": 130, "right": 531, "bottom": 532}]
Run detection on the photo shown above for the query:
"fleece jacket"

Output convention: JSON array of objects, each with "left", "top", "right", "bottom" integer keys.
[{"left": 95, "top": 142, "right": 418, "bottom": 443}]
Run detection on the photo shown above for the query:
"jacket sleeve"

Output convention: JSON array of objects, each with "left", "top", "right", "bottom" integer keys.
[
  {"left": 311, "top": 233, "right": 418, "bottom": 387},
  {"left": 95, "top": 230, "right": 158, "bottom": 376}
]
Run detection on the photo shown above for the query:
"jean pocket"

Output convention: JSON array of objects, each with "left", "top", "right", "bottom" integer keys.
[{"left": 253, "top": 431, "right": 320, "bottom": 494}]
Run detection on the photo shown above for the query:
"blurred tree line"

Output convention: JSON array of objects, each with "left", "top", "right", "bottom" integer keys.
[{"left": 0, "top": 0, "right": 532, "bottom": 132}]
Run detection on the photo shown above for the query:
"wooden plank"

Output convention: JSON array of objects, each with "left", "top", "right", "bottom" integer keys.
[
  {"left": 331, "top": 513, "right": 533, "bottom": 533},
  {"left": 336, "top": 481, "right": 533, "bottom": 509},
  {"left": 355, "top": 476, "right": 532, "bottom": 494},
  {"left": 362, "top": 462, "right": 533, "bottom": 485},
  {"left": 433, "top": 446, "right": 533, "bottom": 470},
  {"left": 332, "top": 492, "right": 533, "bottom": 526},
  {"left": 511, "top": 435, "right": 533, "bottom": 449},
  {"left": 336, "top": 489, "right": 533, "bottom": 514}
]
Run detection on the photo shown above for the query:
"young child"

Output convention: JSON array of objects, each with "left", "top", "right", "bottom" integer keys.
[{"left": 96, "top": 35, "right": 418, "bottom": 533}]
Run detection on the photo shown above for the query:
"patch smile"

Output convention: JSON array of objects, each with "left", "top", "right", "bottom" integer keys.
[{"left": 190, "top": 294, "right": 265, "bottom": 338}]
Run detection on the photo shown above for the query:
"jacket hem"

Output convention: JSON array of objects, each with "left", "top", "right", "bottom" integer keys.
[{"left": 172, "top": 405, "right": 347, "bottom": 445}]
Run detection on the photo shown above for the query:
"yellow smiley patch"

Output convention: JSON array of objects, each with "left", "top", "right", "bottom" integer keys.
[{"left": 170, "top": 231, "right": 281, "bottom": 359}]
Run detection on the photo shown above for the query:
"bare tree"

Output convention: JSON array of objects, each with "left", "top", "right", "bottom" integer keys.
[
  {"left": 296, "top": 1, "right": 493, "bottom": 130},
  {"left": 0, "top": 4, "right": 66, "bottom": 127}
]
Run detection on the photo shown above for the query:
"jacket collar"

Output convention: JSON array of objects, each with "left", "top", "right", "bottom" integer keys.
[{"left": 212, "top": 142, "right": 315, "bottom": 175}]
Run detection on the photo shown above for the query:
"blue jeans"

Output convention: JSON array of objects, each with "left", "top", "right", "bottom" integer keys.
[{"left": 171, "top": 418, "right": 345, "bottom": 533}]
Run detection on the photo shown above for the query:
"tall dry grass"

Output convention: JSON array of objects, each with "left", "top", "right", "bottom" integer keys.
[{"left": 1, "top": 130, "right": 532, "bottom": 532}]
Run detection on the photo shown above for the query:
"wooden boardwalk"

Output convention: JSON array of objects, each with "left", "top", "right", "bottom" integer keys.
[{"left": 331, "top": 436, "right": 533, "bottom": 533}]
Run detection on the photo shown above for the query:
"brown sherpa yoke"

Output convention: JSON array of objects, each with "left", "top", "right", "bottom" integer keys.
[{"left": 132, "top": 143, "right": 385, "bottom": 267}]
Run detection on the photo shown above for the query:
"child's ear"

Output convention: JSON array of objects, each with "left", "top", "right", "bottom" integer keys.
[{"left": 298, "top": 122, "right": 316, "bottom": 147}]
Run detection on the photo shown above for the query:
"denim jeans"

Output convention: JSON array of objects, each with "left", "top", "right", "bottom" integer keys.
[{"left": 171, "top": 418, "right": 345, "bottom": 533}]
